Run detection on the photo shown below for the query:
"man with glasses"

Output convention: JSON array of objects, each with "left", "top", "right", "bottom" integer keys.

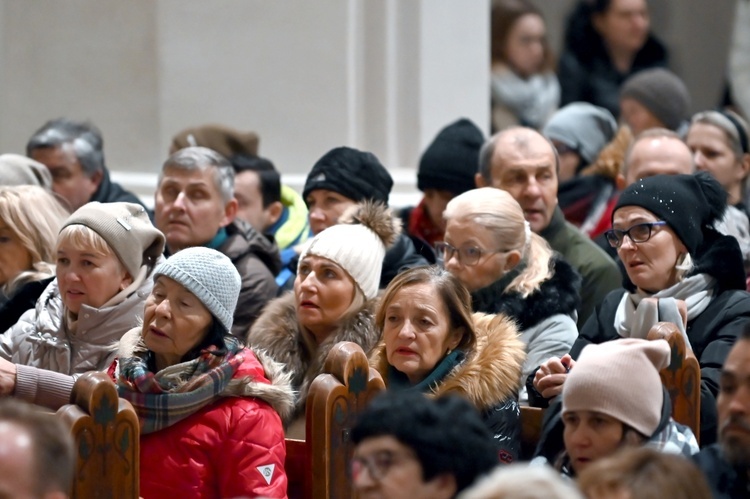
[
  {"left": 476, "top": 126, "right": 620, "bottom": 326},
  {"left": 351, "top": 391, "right": 498, "bottom": 499}
]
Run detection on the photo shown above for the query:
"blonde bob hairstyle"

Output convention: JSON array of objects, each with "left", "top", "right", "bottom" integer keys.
[
  {"left": 443, "top": 187, "right": 554, "bottom": 298},
  {"left": 376, "top": 266, "right": 477, "bottom": 354},
  {"left": 0, "top": 186, "right": 69, "bottom": 295},
  {"left": 56, "top": 225, "right": 129, "bottom": 276}
]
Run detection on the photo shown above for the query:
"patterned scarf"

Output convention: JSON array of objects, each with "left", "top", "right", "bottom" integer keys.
[{"left": 117, "top": 336, "right": 244, "bottom": 434}]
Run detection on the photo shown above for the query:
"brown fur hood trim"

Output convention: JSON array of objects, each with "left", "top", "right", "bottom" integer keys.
[
  {"left": 246, "top": 291, "right": 382, "bottom": 419},
  {"left": 339, "top": 201, "right": 401, "bottom": 249},
  {"left": 116, "top": 328, "right": 295, "bottom": 422},
  {"left": 371, "top": 312, "right": 526, "bottom": 410}
]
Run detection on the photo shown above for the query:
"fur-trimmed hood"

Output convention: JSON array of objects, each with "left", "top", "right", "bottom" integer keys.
[
  {"left": 472, "top": 255, "right": 581, "bottom": 330},
  {"left": 117, "top": 327, "right": 295, "bottom": 422},
  {"left": 246, "top": 291, "right": 381, "bottom": 420},
  {"left": 371, "top": 312, "right": 526, "bottom": 410}
]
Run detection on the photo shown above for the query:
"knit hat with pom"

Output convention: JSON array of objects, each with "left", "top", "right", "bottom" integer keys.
[
  {"left": 563, "top": 338, "right": 671, "bottom": 437},
  {"left": 154, "top": 247, "right": 241, "bottom": 333},
  {"left": 300, "top": 201, "right": 400, "bottom": 299}
]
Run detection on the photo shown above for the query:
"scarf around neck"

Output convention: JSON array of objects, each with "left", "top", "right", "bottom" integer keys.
[
  {"left": 408, "top": 198, "right": 444, "bottom": 247},
  {"left": 388, "top": 349, "right": 466, "bottom": 394},
  {"left": 117, "top": 335, "right": 244, "bottom": 434},
  {"left": 613, "top": 273, "right": 715, "bottom": 347}
]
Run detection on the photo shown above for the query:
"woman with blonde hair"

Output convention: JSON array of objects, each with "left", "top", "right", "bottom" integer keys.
[
  {"left": 440, "top": 187, "right": 580, "bottom": 402},
  {"left": 0, "top": 186, "right": 69, "bottom": 331}
]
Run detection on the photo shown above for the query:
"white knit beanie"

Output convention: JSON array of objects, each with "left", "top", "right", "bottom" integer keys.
[
  {"left": 63, "top": 201, "right": 165, "bottom": 278},
  {"left": 300, "top": 202, "right": 400, "bottom": 299},
  {"left": 154, "top": 247, "right": 241, "bottom": 333},
  {"left": 562, "top": 338, "right": 671, "bottom": 437}
]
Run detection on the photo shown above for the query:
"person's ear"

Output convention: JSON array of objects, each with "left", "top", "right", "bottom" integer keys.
[
  {"left": 475, "top": 173, "right": 487, "bottom": 188},
  {"left": 265, "top": 201, "right": 284, "bottom": 227},
  {"left": 447, "top": 328, "right": 464, "bottom": 353},
  {"left": 120, "top": 271, "right": 134, "bottom": 290},
  {"left": 427, "top": 473, "right": 458, "bottom": 499},
  {"left": 90, "top": 168, "right": 104, "bottom": 188},
  {"left": 221, "top": 198, "right": 239, "bottom": 227},
  {"left": 615, "top": 173, "right": 627, "bottom": 191},
  {"left": 738, "top": 153, "right": 750, "bottom": 182},
  {"left": 504, "top": 249, "right": 522, "bottom": 271}
]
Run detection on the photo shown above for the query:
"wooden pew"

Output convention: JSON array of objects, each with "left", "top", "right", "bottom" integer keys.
[
  {"left": 648, "top": 322, "right": 701, "bottom": 444},
  {"left": 520, "top": 406, "right": 544, "bottom": 460},
  {"left": 285, "top": 341, "right": 385, "bottom": 499},
  {"left": 56, "top": 372, "right": 140, "bottom": 499}
]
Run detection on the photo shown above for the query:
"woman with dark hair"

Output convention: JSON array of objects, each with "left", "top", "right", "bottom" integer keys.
[
  {"left": 558, "top": 0, "right": 668, "bottom": 118},
  {"left": 114, "top": 247, "right": 293, "bottom": 498},
  {"left": 490, "top": 0, "right": 559, "bottom": 131},
  {"left": 371, "top": 266, "right": 526, "bottom": 462},
  {"left": 532, "top": 172, "right": 750, "bottom": 447}
]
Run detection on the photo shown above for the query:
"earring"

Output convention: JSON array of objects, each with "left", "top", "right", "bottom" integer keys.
[{"left": 446, "top": 348, "right": 452, "bottom": 356}]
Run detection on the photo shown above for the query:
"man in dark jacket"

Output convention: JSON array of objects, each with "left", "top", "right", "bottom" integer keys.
[
  {"left": 26, "top": 118, "right": 144, "bottom": 211},
  {"left": 694, "top": 327, "right": 750, "bottom": 498},
  {"left": 476, "top": 127, "right": 620, "bottom": 327},
  {"left": 154, "top": 146, "right": 280, "bottom": 335},
  {"left": 295, "top": 146, "right": 429, "bottom": 290}
]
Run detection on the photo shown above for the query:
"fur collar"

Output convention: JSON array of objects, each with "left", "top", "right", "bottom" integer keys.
[
  {"left": 371, "top": 312, "right": 526, "bottom": 410},
  {"left": 472, "top": 256, "right": 581, "bottom": 330},
  {"left": 246, "top": 292, "right": 381, "bottom": 420},
  {"left": 116, "top": 328, "right": 295, "bottom": 422}
]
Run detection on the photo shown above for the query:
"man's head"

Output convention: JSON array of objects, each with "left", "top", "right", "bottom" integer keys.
[
  {"left": 0, "top": 400, "right": 74, "bottom": 499},
  {"left": 717, "top": 326, "right": 750, "bottom": 468},
  {"left": 230, "top": 154, "right": 283, "bottom": 233},
  {"left": 154, "top": 147, "right": 238, "bottom": 253},
  {"left": 26, "top": 118, "right": 105, "bottom": 211},
  {"left": 619, "top": 68, "right": 691, "bottom": 136},
  {"left": 303, "top": 147, "right": 393, "bottom": 235},
  {"left": 621, "top": 128, "right": 694, "bottom": 187},
  {"left": 351, "top": 392, "right": 497, "bottom": 499},
  {"left": 476, "top": 127, "right": 559, "bottom": 233}
]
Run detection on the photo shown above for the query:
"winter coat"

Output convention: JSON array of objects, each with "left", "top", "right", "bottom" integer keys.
[
  {"left": 370, "top": 313, "right": 526, "bottom": 464},
  {"left": 471, "top": 256, "right": 581, "bottom": 392},
  {"left": 0, "top": 276, "right": 53, "bottom": 334},
  {"left": 693, "top": 444, "right": 750, "bottom": 499},
  {"left": 540, "top": 206, "right": 621, "bottom": 327},
  {"left": 380, "top": 232, "right": 432, "bottom": 288},
  {"left": 246, "top": 292, "right": 381, "bottom": 423},
  {"left": 558, "top": 34, "right": 668, "bottom": 118},
  {"left": 565, "top": 235, "right": 750, "bottom": 446},
  {"left": 90, "top": 168, "right": 147, "bottom": 208},
  {"left": 533, "top": 386, "right": 699, "bottom": 475},
  {"left": 116, "top": 331, "right": 294, "bottom": 499},
  {"left": 220, "top": 219, "right": 282, "bottom": 335}
]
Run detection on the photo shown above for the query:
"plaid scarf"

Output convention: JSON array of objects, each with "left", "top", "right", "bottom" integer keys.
[{"left": 117, "top": 336, "right": 244, "bottom": 434}]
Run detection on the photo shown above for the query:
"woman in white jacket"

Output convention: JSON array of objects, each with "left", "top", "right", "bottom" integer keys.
[{"left": 0, "top": 201, "right": 164, "bottom": 409}]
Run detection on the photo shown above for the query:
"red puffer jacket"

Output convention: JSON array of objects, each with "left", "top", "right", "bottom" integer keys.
[{"left": 137, "top": 348, "right": 294, "bottom": 499}]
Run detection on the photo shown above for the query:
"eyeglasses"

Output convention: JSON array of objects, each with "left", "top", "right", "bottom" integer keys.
[
  {"left": 604, "top": 221, "right": 668, "bottom": 248},
  {"left": 351, "top": 449, "right": 414, "bottom": 482},
  {"left": 434, "top": 241, "right": 507, "bottom": 267}
]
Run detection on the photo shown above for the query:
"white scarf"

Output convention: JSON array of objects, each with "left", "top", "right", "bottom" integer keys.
[
  {"left": 613, "top": 274, "right": 715, "bottom": 350},
  {"left": 490, "top": 68, "right": 560, "bottom": 129}
]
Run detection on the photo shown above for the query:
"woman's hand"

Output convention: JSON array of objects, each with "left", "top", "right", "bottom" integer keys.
[
  {"left": 533, "top": 354, "right": 575, "bottom": 400},
  {"left": 0, "top": 358, "right": 17, "bottom": 396}
]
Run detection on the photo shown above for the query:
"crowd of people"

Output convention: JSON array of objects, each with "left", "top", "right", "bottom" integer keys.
[{"left": 0, "top": 0, "right": 749, "bottom": 497}]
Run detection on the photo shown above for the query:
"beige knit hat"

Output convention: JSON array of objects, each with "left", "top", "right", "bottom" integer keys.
[
  {"left": 300, "top": 202, "right": 400, "bottom": 299},
  {"left": 562, "top": 338, "right": 671, "bottom": 437},
  {"left": 0, "top": 154, "right": 52, "bottom": 189},
  {"left": 62, "top": 202, "right": 166, "bottom": 278}
]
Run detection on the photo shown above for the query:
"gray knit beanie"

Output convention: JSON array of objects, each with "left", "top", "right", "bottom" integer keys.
[
  {"left": 62, "top": 202, "right": 165, "bottom": 278},
  {"left": 563, "top": 338, "right": 670, "bottom": 437},
  {"left": 620, "top": 68, "right": 691, "bottom": 131},
  {"left": 543, "top": 103, "right": 618, "bottom": 165},
  {"left": 154, "top": 247, "right": 241, "bottom": 333},
  {"left": 0, "top": 154, "right": 52, "bottom": 188}
]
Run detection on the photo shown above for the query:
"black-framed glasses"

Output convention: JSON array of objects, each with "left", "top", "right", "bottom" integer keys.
[
  {"left": 351, "top": 449, "right": 414, "bottom": 482},
  {"left": 604, "top": 221, "right": 668, "bottom": 248},
  {"left": 434, "top": 241, "right": 507, "bottom": 266}
]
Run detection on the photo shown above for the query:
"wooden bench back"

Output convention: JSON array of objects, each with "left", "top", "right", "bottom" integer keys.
[
  {"left": 56, "top": 372, "right": 140, "bottom": 499},
  {"left": 285, "top": 341, "right": 385, "bottom": 499},
  {"left": 647, "top": 322, "right": 702, "bottom": 444}
]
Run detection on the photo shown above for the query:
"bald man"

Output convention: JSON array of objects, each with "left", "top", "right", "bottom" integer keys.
[{"left": 477, "top": 127, "right": 620, "bottom": 327}]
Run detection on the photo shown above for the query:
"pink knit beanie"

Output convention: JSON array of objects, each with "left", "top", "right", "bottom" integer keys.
[{"left": 562, "top": 339, "right": 670, "bottom": 437}]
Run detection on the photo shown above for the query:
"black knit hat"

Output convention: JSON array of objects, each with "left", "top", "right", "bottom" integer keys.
[
  {"left": 417, "top": 118, "right": 484, "bottom": 195},
  {"left": 303, "top": 147, "right": 393, "bottom": 205},
  {"left": 614, "top": 171, "right": 726, "bottom": 256}
]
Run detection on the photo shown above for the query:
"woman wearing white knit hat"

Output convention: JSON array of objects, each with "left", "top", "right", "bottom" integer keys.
[{"left": 248, "top": 201, "right": 400, "bottom": 437}]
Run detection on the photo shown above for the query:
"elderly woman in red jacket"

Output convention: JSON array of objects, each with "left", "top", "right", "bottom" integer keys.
[{"left": 114, "top": 247, "right": 293, "bottom": 498}]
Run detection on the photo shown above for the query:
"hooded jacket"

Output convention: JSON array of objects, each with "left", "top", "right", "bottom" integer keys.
[
  {"left": 562, "top": 235, "right": 750, "bottom": 446},
  {"left": 117, "top": 329, "right": 294, "bottom": 499},
  {"left": 379, "top": 233, "right": 432, "bottom": 289},
  {"left": 0, "top": 273, "right": 153, "bottom": 409},
  {"left": 90, "top": 168, "right": 146, "bottom": 208},
  {"left": 471, "top": 256, "right": 581, "bottom": 387},
  {"left": 370, "top": 313, "right": 526, "bottom": 463},
  {"left": 246, "top": 291, "right": 381, "bottom": 424},
  {"left": 220, "top": 219, "right": 282, "bottom": 335}
]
